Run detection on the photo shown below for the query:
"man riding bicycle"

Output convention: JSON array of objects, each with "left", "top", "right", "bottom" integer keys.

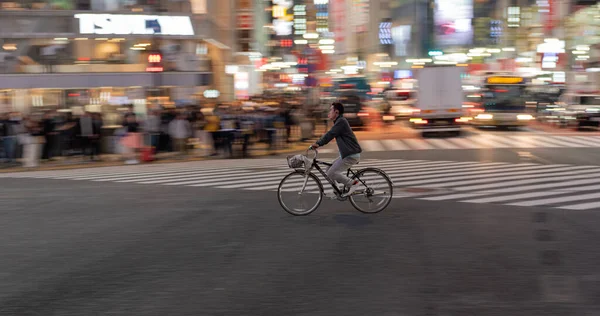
[{"left": 310, "top": 102, "right": 362, "bottom": 197}]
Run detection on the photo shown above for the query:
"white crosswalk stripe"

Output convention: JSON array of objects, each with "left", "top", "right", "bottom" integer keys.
[
  {"left": 446, "top": 137, "right": 482, "bottom": 149},
  {"left": 426, "top": 139, "right": 460, "bottom": 149},
  {"left": 6, "top": 158, "right": 600, "bottom": 210},
  {"left": 381, "top": 139, "right": 409, "bottom": 151},
  {"left": 361, "top": 140, "right": 386, "bottom": 151},
  {"left": 404, "top": 139, "right": 434, "bottom": 150},
  {"left": 311, "top": 135, "right": 600, "bottom": 153}
]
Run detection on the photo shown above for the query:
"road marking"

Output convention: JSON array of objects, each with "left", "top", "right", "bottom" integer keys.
[
  {"left": 453, "top": 171, "right": 600, "bottom": 192},
  {"left": 554, "top": 135, "right": 595, "bottom": 147},
  {"left": 361, "top": 140, "right": 386, "bottom": 151},
  {"left": 510, "top": 135, "right": 539, "bottom": 148},
  {"left": 542, "top": 136, "right": 583, "bottom": 147},
  {"left": 395, "top": 165, "right": 583, "bottom": 187},
  {"left": 99, "top": 168, "right": 267, "bottom": 182},
  {"left": 381, "top": 139, "right": 409, "bottom": 151},
  {"left": 404, "top": 139, "right": 435, "bottom": 150},
  {"left": 487, "top": 134, "right": 520, "bottom": 147},
  {"left": 529, "top": 136, "right": 562, "bottom": 148},
  {"left": 575, "top": 136, "right": 600, "bottom": 146},
  {"left": 508, "top": 192, "right": 600, "bottom": 207},
  {"left": 137, "top": 169, "right": 290, "bottom": 184},
  {"left": 446, "top": 137, "right": 483, "bottom": 149},
  {"left": 467, "top": 136, "right": 502, "bottom": 148},
  {"left": 487, "top": 177, "right": 600, "bottom": 194},
  {"left": 463, "top": 191, "right": 565, "bottom": 204},
  {"left": 560, "top": 201, "right": 600, "bottom": 210},
  {"left": 420, "top": 193, "right": 488, "bottom": 201},
  {"left": 426, "top": 139, "right": 460, "bottom": 149},
  {"left": 246, "top": 160, "right": 476, "bottom": 191}
]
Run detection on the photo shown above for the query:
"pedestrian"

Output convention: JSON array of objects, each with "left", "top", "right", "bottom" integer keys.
[
  {"left": 92, "top": 113, "right": 103, "bottom": 160},
  {"left": 168, "top": 112, "right": 191, "bottom": 157},
  {"left": 121, "top": 113, "right": 141, "bottom": 164},
  {"left": 193, "top": 110, "right": 210, "bottom": 157},
  {"left": 204, "top": 111, "right": 220, "bottom": 156},
  {"left": 22, "top": 118, "right": 44, "bottom": 168},
  {"left": 143, "top": 110, "right": 161, "bottom": 150},
  {"left": 78, "top": 112, "right": 97, "bottom": 161}
]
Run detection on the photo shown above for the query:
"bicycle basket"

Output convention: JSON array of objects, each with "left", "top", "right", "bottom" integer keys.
[{"left": 287, "top": 154, "right": 306, "bottom": 169}]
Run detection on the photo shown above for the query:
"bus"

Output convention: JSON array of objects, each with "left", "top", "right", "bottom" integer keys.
[{"left": 470, "top": 75, "right": 534, "bottom": 128}]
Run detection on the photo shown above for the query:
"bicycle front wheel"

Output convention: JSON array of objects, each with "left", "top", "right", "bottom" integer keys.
[
  {"left": 278, "top": 171, "right": 324, "bottom": 216},
  {"left": 349, "top": 168, "right": 393, "bottom": 214}
]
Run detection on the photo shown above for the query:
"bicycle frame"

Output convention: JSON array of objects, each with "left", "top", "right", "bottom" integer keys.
[{"left": 306, "top": 159, "right": 366, "bottom": 197}]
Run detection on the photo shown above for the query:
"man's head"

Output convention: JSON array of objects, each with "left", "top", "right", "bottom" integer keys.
[{"left": 328, "top": 102, "right": 344, "bottom": 121}]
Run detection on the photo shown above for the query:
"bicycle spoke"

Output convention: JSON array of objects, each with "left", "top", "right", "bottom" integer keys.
[
  {"left": 278, "top": 171, "right": 322, "bottom": 216},
  {"left": 349, "top": 169, "right": 393, "bottom": 214}
]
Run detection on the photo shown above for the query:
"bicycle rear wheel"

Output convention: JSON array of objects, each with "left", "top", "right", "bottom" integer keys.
[
  {"left": 349, "top": 168, "right": 393, "bottom": 214},
  {"left": 278, "top": 171, "right": 324, "bottom": 216}
]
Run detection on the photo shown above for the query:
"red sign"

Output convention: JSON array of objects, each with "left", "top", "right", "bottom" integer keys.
[
  {"left": 237, "top": 13, "right": 253, "bottom": 29},
  {"left": 280, "top": 39, "right": 293, "bottom": 47},
  {"left": 148, "top": 54, "right": 162, "bottom": 63}
]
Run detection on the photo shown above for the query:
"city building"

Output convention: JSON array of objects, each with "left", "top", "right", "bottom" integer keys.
[{"left": 0, "top": 0, "right": 233, "bottom": 117}]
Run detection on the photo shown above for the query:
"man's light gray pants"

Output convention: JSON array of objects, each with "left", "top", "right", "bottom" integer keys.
[{"left": 326, "top": 156, "right": 359, "bottom": 187}]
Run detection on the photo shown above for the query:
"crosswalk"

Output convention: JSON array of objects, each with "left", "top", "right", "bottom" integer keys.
[
  {"left": 5, "top": 158, "right": 600, "bottom": 211},
  {"left": 317, "top": 135, "right": 600, "bottom": 153}
]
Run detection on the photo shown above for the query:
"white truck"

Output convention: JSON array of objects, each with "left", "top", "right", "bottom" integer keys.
[{"left": 409, "top": 66, "right": 464, "bottom": 136}]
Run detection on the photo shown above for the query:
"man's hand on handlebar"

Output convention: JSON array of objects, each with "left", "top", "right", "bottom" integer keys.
[{"left": 309, "top": 143, "right": 320, "bottom": 150}]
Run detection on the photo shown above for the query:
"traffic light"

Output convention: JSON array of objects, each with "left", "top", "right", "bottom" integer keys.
[{"left": 146, "top": 53, "right": 163, "bottom": 72}]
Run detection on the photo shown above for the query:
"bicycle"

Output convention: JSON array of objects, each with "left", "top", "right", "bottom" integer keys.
[{"left": 278, "top": 148, "right": 394, "bottom": 216}]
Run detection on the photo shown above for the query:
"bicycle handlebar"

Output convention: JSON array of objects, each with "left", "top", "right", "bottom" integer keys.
[{"left": 306, "top": 146, "right": 318, "bottom": 160}]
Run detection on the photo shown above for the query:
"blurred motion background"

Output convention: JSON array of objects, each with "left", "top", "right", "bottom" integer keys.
[{"left": 0, "top": 0, "right": 599, "bottom": 167}]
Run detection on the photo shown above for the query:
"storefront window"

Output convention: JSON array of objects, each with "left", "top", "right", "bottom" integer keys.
[{"left": 0, "top": 38, "right": 211, "bottom": 74}]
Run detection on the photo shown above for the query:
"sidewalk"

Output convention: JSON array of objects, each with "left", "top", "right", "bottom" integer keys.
[{"left": 0, "top": 141, "right": 312, "bottom": 173}]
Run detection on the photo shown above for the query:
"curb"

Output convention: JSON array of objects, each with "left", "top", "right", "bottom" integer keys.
[{"left": 0, "top": 143, "right": 310, "bottom": 173}]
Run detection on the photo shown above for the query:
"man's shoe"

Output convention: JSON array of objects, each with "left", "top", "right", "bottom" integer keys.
[{"left": 342, "top": 180, "right": 360, "bottom": 197}]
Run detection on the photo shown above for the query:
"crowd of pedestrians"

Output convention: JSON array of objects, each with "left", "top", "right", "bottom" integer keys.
[{"left": 0, "top": 100, "right": 319, "bottom": 168}]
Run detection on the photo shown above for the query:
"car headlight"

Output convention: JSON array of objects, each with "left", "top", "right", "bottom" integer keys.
[
  {"left": 517, "top": 114, "right": 534, "bottom": 120},
  {"left": 475, "top": 114, "right": 493, "bottom": 120}
]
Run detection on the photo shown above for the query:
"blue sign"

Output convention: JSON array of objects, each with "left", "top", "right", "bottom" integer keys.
[{"left": 145, "top": 19, "right": 162, "bottom": 34}]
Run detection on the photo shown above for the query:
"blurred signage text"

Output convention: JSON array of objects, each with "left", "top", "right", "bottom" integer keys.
[
  {"left": 486, "top": 77, "right": 524, "bottom": 84},
  {"left": 75, "top": 14, "right": 194, "bottom": 36}
]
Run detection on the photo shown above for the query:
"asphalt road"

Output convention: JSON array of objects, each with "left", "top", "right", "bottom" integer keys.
[{"left": 2, "top": 146, "right": 600, "bottom": 315}]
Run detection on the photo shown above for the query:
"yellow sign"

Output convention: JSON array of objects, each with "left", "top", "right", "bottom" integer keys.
[
  {"left": 273, "top": 5, "right": 286, "bottom": 18},
  {"left": 486, "top": 76, "right": 524, "bottom": 84}
]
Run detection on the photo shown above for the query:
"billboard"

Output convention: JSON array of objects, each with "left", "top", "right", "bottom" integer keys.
[
  {"left": 392, "top": 25, "right": 411, "bottom": 56},
  {"left": 434, "top": 0, "right": 473, "bottom": 47}
]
